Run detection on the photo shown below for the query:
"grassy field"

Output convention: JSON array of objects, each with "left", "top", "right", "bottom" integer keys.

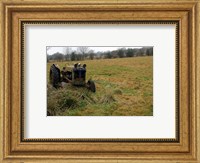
[{"left": 47, "top": 57, "right": 153, "bottom": 116}]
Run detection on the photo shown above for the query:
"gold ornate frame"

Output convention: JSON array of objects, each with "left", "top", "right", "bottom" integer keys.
[
  {"left": 21, "top": 20, "right": 179, "bottom": 143},
  {"left": 0, "top": 0, "right": 200, "bottom": 162}
]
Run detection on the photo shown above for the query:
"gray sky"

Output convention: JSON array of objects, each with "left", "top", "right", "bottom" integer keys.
[{"left": 47, "top": 46, "right": 143, "bottom": 55}]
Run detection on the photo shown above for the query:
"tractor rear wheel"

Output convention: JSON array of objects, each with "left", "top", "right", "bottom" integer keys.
[{"left": 49, "top": 64, "right": 61, "bottom": 88}]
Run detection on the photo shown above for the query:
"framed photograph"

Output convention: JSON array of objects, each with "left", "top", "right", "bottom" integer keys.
[
  {"left": 1, "top": 0, "right": 200, "bottom": 162},
  {"left": 47, "top": 45, "right": 153, "bottom": 116}
]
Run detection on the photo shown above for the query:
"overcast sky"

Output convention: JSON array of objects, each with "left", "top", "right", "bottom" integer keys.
[{"left": 47, "top": 46, "right": 144, "bottom": 55}]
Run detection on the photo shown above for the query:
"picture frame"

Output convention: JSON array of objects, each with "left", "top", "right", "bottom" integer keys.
[{"left": 0, "top": 0, "right": 199, "bottom": 162}]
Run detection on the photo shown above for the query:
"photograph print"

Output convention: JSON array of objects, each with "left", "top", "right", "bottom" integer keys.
[{"left": 47, "top": 46, "right": 153, "bottom": 116}]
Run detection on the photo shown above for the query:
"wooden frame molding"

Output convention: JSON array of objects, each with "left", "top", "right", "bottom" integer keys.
[{"left": 0, "top": 0, "right": 199, "bottom": 162}]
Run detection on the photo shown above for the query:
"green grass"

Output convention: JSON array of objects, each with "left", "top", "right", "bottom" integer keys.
[{"left": 47, "top": 57, "right": 153, "bottom": 116}]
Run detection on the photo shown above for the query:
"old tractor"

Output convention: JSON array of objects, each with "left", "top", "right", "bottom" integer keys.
[{"left": 49, "top": 63, "right": 96, "bottom": 92}]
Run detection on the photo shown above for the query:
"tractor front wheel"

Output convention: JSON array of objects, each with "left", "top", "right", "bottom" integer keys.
[{"left": 87, "top": 80, "right": 96, "bottom": 92}]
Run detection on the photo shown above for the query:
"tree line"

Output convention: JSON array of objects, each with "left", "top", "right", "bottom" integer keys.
[{"left": 47, "top": 47, "right": 153, "bottom": 62}]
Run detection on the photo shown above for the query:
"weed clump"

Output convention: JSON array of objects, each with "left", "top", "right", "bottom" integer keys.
[
  {"left": 47, "top": 85, "right": 99, "bottom": 116},
  {"left": 47, "top": 88, "right": 79, "bottom": 116},
  {"left": 100, "top": 92, "right": 115, "bottom": 104},
  {"left": 113, "top": 89, "right": 123, "bottom": 95}
]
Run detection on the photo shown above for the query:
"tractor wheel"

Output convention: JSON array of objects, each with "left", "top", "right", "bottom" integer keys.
[
  {"left": 87, "top": 80, "right": 96, "bottom": 92},
  {"left": 49, "top": 64, "right": 61, "bottom": 88},
  {"left": 49, "top": 70, "right": 53, "bottom": 84}
]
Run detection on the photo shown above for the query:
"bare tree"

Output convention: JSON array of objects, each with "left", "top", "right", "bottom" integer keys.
[
  {"left": 63, "top": 47, "right": 72, "bottom": 61},
  {"left": 88, "top": 50, "right": 95, "bottom": 60},
  {"left": 77, "top": 47, "right": 89, "bottom": 60}
]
